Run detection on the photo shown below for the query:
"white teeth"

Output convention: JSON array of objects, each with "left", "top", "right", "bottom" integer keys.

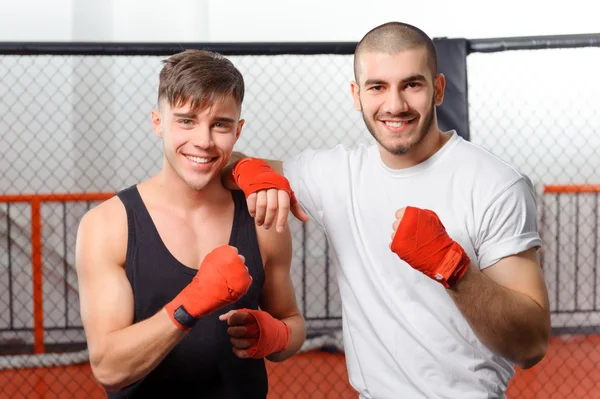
[
  {"left": 186, "top": 155, "right": 211, "bottom": 164},
  {"left": 385, "top": 121, "right": 405, "bottom": 128}
]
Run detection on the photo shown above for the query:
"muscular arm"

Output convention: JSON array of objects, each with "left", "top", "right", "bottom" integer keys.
[
  {"left": 256, "top": 222, "right": 306, "bottom": 362},
  {"left": 447, "top": 247, "right": 550, "bottom": 369},
  {"left": 76, "top": 199, "right": 186, "bottom": 392}
]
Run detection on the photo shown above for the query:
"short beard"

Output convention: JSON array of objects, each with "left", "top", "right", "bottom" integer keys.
[{"left": 362, "top": 96, "right": 435, "bottom": 155}]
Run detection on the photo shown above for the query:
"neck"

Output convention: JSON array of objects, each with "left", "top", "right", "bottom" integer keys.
[
  {"left": 149, "top": 164, "right": 229, "bottom": 210},
  {"left": 379, "top": 127, "right": 450, "bottom": 170}
]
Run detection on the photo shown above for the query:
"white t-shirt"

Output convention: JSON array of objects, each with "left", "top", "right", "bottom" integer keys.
[{"left": 283, "top": 131, "right": 541, "bottom": 399}]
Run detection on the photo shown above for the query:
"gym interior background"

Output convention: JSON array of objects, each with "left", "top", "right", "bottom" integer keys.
[{"left": 1, "top": 1, "right": 600, "bottom": 398}]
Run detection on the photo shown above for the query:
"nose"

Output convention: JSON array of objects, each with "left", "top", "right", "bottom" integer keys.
[
  {"left": 382, "top": 89, "right": 409, "bottom": 115},
  {"left": 191, "top": 126, "right": 214, "bottom": 150}
]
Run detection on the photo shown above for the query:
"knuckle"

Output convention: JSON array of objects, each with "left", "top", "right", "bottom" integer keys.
[{"left": 255, "top": 197, "right": 267, "bottom": 207}]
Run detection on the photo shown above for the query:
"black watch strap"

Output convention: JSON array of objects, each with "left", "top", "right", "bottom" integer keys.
[{"left": 173, "top": 305, "right": 197, "bottom": 329}]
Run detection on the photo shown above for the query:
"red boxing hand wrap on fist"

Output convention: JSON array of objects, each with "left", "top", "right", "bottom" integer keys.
[
  {"left": 391, "top": 207, "right": 470, "bottom": 288},
  {"left": 237, "top": 309, "right": 292, "bottom": 358},
  {"left": 165, "top": 246, "right": 252, "bottom": 331},
  {"left": 232, "top": 158, "right": 297, "bottom": 205}
]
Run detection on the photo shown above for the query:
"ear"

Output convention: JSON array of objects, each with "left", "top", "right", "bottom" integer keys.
[
  {"left": 351, "top": 81, "right": 362, "bottom": 112},
  {"left": 433, "top": 73, "right": 446, "bottom": 106},
  {"left": 235, "top": 119, "right": 245, "bottom": 142},
  {"left": 151, "top": 109, "right": 163, "bottom": 138}
]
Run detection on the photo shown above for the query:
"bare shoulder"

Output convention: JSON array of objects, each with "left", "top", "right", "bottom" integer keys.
[
  {"left": 76, "top": 195, "right": 129, "bottom": 270},
  {"left": 76, "top": 195, "right": 137, "bottom": 353},
  {"left": 255, "top": 223, "right": 292, "bottom": 268}
]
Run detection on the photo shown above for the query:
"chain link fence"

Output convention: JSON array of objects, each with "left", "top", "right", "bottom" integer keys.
[
  {"left": 0, "top": 47, "right": 362, "bottom": 398},
  {"left": 468, "top": 43, "right": 600, "bottom": 398},
  {"left": 1, "top": 38, "right": 600, "bottom": 398}
]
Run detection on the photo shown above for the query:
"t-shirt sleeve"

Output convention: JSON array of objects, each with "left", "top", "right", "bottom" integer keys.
[
  {"left": 282, "top": 146, "right": 346, "bottom": 228},
  {"left": 475, "top": 177, "right": 542, "bottom": 269}
]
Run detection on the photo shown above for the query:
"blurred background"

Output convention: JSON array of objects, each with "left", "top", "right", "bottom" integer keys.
[{"left": 1, "top": 0, "right": 600, "bottom": 398}]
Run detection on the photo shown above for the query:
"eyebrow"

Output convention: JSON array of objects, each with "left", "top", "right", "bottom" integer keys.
[
  {"left": 363, "top": 79, "right": 387, "bottom": 86},
  {"left": 363, "top": 74, "right": 428, "bottom": 87},
  {"left": 402, "top": 74, "right": 428, "bottom": 84},
  {"left": 172, "top": 113, "right": 236, "bottom": 123},
  {"left": 172, "top": 112, "right": 197, "bottom": 119},
  {"left": 214, "top": 116, "right": 236, "bottom": 124}
]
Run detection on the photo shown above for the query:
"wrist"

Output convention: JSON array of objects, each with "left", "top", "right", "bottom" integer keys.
[
  {"left": 232, "top": 157, "right": 268, "bottom": 179},
  {"left": 241, "top": 309, "right": 292, "bottom": 357},
  {"left": 271, "top": 318, "right": 292, "bottom": 353},
  {"left": 223, "top": 154, "right": 245, "bottom": 189},
  {"left": 165, "top": 285, "right": 202, "bottom": 331},
  {"left": 437, "top": 241, "right": 470, "bottom": 288},
  {"left": 445, "top": 248, "right": 471, "bottom": 288},
  {"left": 164, "top": 304, "right": 196, "bottom": 331}
]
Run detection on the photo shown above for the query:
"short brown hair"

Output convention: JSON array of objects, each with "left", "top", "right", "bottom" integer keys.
[
  {"left": 354, "top": 22, "right": 438, "bottom": 81},
  {"left": 157, "top": 49, "right": 245, "bottom": 112}
]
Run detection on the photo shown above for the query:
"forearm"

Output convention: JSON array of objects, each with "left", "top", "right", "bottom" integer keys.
[
  {"left": 90, "top": 308, "right": 185, "bottom": 392},
  {"left": 448, "top": 267, "right": 550, "bottom": 369},
  {"left": 266, "top": 313, "right": 306, "bottom": 362}
]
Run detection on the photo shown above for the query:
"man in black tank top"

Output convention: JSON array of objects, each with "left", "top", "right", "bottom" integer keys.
[{"left": 74, "top": 50, "right": 306, "bottom": 398}]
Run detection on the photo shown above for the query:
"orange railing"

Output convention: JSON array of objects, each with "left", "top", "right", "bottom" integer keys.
[
  {"left": 0, "top": 193, "right": 115, "bottom": 354},
  {"left": 544, "top": 184, "right": 600, "bottom": 194}
]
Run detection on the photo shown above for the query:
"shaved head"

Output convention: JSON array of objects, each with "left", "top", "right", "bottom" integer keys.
[{"left": 354, "top": 22, "right": 438, "bottom": 82}]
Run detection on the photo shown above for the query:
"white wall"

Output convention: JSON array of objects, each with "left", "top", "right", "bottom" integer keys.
[
  {"left": 0, "top": 0, "right": 73, "bottom": 41},
  {"left": 207, "top": 0, "right": 600, "bottom": 41},
  {"left": 1, "top": 0, "right": 599, "bottom": 42},
  {"left": 0, "top": 0, "right": 211, "bottom": 42}
]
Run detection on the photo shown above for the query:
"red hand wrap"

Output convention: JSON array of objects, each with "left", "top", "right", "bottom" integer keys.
[
  {"left": 237, "top": 309, "right": 292, "bottom": 358},
  {"left": 165, "top": 246, "right": 252, "bottom": 331},
  {"left": 232, "top": 158, "right": 297, "bottom": 205},
  {"left": 390, "top": 207, "right": 470, "bottom": 288}
]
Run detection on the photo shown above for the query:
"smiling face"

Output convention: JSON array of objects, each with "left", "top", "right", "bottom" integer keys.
[
  {"left": 351, "top": 47, "right": 444, "bottom": 158},
  {"left": 152, "top": 95, "right": 243, "bottom": 191},
  {"left": 152, "top": 49, "right": 245, "bottom": 191}
]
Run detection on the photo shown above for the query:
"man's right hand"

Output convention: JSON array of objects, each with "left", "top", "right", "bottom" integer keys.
[
  {"left": 390, "top": 207, "right": 470, "bottom": 288},
  {"left": 232, "top": 157, "right": 309, "bottom": 232},
  {"left": 165, "top": 245, "right": 252, "bottom": 331}
]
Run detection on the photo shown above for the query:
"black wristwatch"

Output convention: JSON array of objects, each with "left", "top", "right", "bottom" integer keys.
[{"left": 173, "top": 305, "right": 197, "bottom": 329}]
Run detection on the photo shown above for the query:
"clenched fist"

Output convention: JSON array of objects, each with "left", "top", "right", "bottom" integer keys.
[{"left": 390, "top": 206, "right": 470, "bottom": 288}]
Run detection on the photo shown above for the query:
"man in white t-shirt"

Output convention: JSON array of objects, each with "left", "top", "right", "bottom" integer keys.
[{"left": 225, "top": 21, "right": 550, "bottom": 399}]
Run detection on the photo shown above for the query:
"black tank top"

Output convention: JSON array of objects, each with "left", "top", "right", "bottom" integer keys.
[{"left": 107, "top": 186, "right": 268, "bottom": 399}]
